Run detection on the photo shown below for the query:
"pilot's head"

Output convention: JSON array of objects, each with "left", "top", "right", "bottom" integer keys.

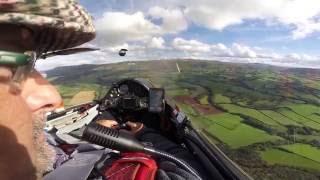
[{"left": 0, "top": 1, "right": 95, "bottom": 179}]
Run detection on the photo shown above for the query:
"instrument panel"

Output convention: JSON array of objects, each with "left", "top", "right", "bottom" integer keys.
[{"left": 101, "top": 79, "right": 152, "bottom": 111}]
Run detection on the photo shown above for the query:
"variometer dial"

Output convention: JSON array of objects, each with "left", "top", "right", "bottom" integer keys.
[{"left": 119, "top": 84, "right": 129, "bottom": 94}]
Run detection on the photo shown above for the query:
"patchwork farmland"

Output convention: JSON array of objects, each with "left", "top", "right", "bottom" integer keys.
[{"left": 47, "top": 60, "right": 320, "bottom": 179}]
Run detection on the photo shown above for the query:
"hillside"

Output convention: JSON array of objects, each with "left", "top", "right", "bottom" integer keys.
[{"left": 47, "top": 60, "right": 320, "bottom": 179}]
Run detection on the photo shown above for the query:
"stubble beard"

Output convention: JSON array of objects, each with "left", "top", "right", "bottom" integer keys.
[{"left": 32, "top": 111, "right": 56, "bottom": 179}]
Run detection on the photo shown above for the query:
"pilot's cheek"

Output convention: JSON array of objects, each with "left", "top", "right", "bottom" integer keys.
[{"left": 21, "top": 71, "right": 62, "bottom": 112}]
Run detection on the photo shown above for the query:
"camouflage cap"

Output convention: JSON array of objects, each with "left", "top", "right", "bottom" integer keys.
[{"left": 0, "top": 0, "right": 96, "bottom": 53}]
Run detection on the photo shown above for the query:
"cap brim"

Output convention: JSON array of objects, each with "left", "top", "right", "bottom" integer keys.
[{"left": 0, "top": 13, "right": 95, "bottom": 52}]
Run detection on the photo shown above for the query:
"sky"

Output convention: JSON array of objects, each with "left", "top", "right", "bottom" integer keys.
[{"left": 37, "top": 0, "right": 320, "bottom": 70}]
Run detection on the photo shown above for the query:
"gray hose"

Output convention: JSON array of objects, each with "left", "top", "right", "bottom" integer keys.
[{"left": 144, "top": 147, "right": 203, "bottom": 180}]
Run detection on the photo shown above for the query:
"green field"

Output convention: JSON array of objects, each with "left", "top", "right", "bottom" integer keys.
[
  {"left": 206, "top": 120, "right": 282, "bottom": 148},
  {"left": 193, "top": 113, "right": 283, "bottom": 148},
  {"left": 288, "top": 104, "right": 320, "bottom": 121},
  {"left": 213, "top": 94, "right": 232, "bottom": 104},
  {"left": 277, "top": 108, "right": 320, "bottom": 130},
  {"left": 295, "top": 135, "right": 320, "bottom": 142},
  {"left": 219, "top": 104, "right": 280, "bottom": 126},
  {"left": 304, "top": 121, "right": 320, "bottom": 131},
  {"left": 288, "top": 104, "right": 320, "bottom": 116},
  {"left": 280, "top": 144, "right": 320, "bottom": 163},
  {"left": 177, "top": 103, "right": 198, "bottom": 116},
  {"left": 199, "top": 95, "right": 209, "bottom": 105},
  {"left": 309, "top": 114, "right": 320, "bottom": 122},
  {"left": 277, "top": 108, "right": 311, "bottom": 123},
  {"left": 205, "top": 113, "right": 243, "bottom": 129},
  {"left": 260, "top": 149, "right": 320, "bottom": 171},
  {"left": 261, "top": 110, "right": 301, "bottom": 126},
  {"left": 48, "top": 60, "right": 320, "bottom": 179},
  {"left": 166, "top": 88, "right": 189, "bottom": 96},
  {"left": 56, "top": 83, "right": 101, "bottom": 105}
]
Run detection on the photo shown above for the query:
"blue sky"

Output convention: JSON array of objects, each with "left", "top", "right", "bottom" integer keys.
[{"left": 38, "top": 0, "right": 320, "bottom": 70}]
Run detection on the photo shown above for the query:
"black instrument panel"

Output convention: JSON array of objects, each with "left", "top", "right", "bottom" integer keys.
[
  {"left": 100, "top": 79, "right": 153, "bottom": 112},
  {"left": 118, "top": 80, "right": 149, "bottom": 97}
]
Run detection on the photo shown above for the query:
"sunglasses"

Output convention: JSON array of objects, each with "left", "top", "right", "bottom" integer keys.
[{"left": 0, "top": 51, "right": 37, "bottom": 84}]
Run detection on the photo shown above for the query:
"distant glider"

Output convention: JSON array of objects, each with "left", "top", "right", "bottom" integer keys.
[{"left": 119, "top": 49, "right": 128, "bottom": 56}]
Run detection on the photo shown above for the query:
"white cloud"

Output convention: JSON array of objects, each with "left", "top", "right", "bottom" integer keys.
[
  {"left": 95, "top": 11, "right": 161, "bottom": 45},
  {"left": 112, "top": 0, "right": 320, "bottom": 39},
  {"left": 211, "top": 43, "right": 233, "bottom": 56},
  {"left": 287, "top": 53, "right": 301, "bottom": 60},
  {"left": 231, "top": 43, "right": 257, "bottom": 58},
  {"left": 169, "top": 37, "right": 320, "bottom": 67},
  {"left": 33, "top": 1, "right": 320, "bottom": 71},
  {"left": 148, "top": 6, "right": 188, "bottom": 33},
  {"left": 95, "top": 7, "right": 188, "bottom": 47},
  {"left": 183, "top": 0, "right": 281, "bottom": 30},
  {"left": 91, "top": 0, "right": 320, "bottom": 59},
  {"left": 172, "top": 38, "right": 211, "bottom": 52},
  {"left": 179, "top": 0, "right": 320, "bottom": 39},
  {"left": 259, "top": 52, "right": 283, "bottom": 59},
  {"left": 104, "top": 43, "right": 129, "bottom": 52},
  {"left": 286, "top": 53, "right": 319, "bottom": 62},
  {"left": 292, "top": 21, "right": 320, "bottom": 39},
  {"left": 36, "top": 43, "right": 320, "bottom": 71},
  {"left": 172, "top": 38, "right": 256, "bottom": 58},
  {"left": 121, "top": 0, "right": 320, "bottom": 39},
  {"left": 147, "top": 37, "right": 165, "bottom": 49}
]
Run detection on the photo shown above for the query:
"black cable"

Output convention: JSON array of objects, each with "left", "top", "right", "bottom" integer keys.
[
  {"left": 144, "top": 146, "right": 202, "bottom": 180},
  {"left": 82, "top": 123, "right": 202, "bottom": 180}
]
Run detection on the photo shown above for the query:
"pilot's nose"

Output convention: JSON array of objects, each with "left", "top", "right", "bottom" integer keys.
[{"left": 21, "top": 71, "right": 62, "bottom": 112}]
